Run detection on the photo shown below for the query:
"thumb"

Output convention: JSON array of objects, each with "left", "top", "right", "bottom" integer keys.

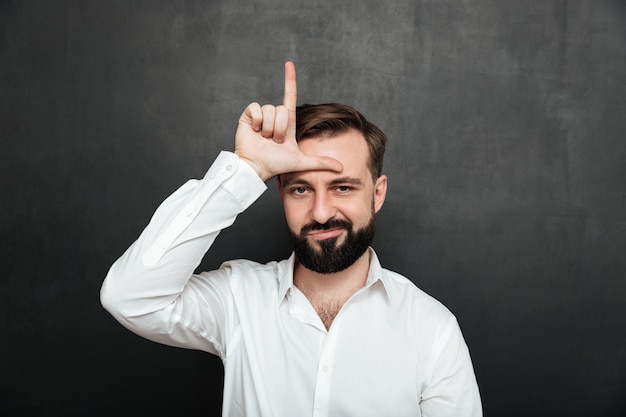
[{"left": 297, "top": 155, "right": 343, "bottom": 173}]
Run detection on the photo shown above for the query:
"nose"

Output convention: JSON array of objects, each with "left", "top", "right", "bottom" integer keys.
[{"left": 310, "top": 192, "right": 337, "bottom": 224}]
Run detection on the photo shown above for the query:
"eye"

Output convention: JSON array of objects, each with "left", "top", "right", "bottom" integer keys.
[
  {"left": 336, "top": 185, "right": 352, "bottom": 193},
  {"left": 291, "top": 186, "right": 308, "bottom": 195}
]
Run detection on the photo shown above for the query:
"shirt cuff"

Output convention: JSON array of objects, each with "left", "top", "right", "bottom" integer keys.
[{"left": 211, "top": 151, "right": 267, "bottom": 208}]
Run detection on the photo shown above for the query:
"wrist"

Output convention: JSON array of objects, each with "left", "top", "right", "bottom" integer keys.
[{"left": 236, "top": 155, "right": 270, "bottom": 182}]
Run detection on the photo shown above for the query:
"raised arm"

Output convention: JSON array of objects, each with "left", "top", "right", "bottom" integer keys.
[
  {"left": 101, "top": 62, "right": 336, "bottom": 354},
  {"left": 234, "top": 62, "right": 343, "bottom": 181}
]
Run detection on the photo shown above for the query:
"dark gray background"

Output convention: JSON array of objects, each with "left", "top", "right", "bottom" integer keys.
[{"left": 2, "top": 0, "right": 625, "bottom": 415}]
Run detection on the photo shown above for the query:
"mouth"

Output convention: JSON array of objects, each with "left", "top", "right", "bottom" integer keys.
[{"left": 307, "top": 227, "right": 345, "bottom": 241}]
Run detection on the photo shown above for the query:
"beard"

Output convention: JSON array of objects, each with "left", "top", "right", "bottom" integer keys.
[{"left": 287, "top": 216, "right": 376, "bottom": 274}]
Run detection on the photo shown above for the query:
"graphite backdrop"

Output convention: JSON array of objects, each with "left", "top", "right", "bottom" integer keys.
[{"left": 1, "top": 0, "right": 625, "bottom": 416}]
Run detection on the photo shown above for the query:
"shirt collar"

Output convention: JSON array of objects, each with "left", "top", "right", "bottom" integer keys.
[
  {"left": 276, "top": 247, "right": 392, "bottom": 305},
  {"left": 277, "top": 253, "right": 296, "bottom": 303}
]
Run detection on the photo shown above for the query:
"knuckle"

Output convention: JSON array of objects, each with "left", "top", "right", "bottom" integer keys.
[{"left": 261, "top": 104, "right": 275, "bottom": 112}]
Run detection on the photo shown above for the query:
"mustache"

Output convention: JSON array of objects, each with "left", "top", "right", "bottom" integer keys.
[{"left": 300, "top": 219, "right": 352, "bottom": 235}]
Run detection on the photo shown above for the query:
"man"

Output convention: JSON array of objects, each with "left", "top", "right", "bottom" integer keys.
[{"left": 101, "top": 62, "right": 482, "bottom": 416}]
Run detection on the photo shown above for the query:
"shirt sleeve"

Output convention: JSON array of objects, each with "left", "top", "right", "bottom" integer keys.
[
  {"left": 100, "top": 151, "right": 267, "bottom": 356},
  {"left": 420, "top": 315, "right": 483, "bottom": 417}
]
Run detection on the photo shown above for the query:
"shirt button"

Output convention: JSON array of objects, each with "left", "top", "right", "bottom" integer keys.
[
  {"left": 226, "top": 164, "right": 233, "bottom": 171},
  {"left": 321, "top": 365, "right": 329, "bottom": 372},
  {"left": 185, "top": 211, "right": 193, "bottom": 217}
]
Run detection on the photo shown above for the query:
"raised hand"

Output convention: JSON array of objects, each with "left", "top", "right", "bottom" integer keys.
[{"left": 234, "top": 62, "right": 343, "bottom": 181}]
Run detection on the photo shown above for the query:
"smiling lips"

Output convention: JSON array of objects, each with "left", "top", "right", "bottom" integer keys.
[{"left": 307, "top": 227, "right": 345, "bottom": 241}]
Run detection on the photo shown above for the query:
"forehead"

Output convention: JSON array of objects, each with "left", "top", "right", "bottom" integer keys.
[{"left": 297, "top": 129, "right": 370, "bottom": 173}]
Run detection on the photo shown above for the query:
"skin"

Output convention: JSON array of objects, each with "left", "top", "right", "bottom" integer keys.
[
  {"left": 279, "top": 132, "right": 387, "bottom": 328},
  {"left": 234, "top": 61, "right": 343, "bottom": 182},
  {"left": 234, "top": 62, "right": 387, "bottom": 328}
]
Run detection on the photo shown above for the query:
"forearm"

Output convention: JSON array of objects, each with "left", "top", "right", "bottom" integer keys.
[{"left": 100, "top": 151, "right": 266, "bottom": 326}]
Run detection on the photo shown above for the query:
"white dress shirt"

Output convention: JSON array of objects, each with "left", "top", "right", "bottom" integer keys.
[{"left": 101, "top": 151, "right": 482, "bottom": 417}]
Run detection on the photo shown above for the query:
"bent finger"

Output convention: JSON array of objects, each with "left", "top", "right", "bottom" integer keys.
[
  {"left": 273, "top": 105, "right": 289, "bottom": 143},
  {"left": 240, "top": 102, "right": 263, "bottom": 131},
  {"left": 261, "top": 104, "right": 276, "bottom": 138}
]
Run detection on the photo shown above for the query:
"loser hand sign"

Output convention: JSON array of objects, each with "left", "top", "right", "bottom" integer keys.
[{"left": 234, "top": 62, "right": 343, "bottom": 181}]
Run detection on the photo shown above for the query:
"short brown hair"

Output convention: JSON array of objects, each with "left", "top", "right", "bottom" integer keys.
[{"left": 296, "top": 103, "right": 387, "bottom": 180}]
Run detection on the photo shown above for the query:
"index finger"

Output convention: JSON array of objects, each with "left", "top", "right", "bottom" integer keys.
[{"left": 283, "top": 61, "right": 297, "bottom": 110}]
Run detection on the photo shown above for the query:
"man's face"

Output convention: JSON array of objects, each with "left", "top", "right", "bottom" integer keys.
[{"left": 278, "top": 129, "right": 387, "bottom": 274}]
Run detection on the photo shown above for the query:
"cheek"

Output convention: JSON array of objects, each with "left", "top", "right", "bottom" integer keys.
[
  {"left": 282, "top": 202, "right": 304, "bottom": 229},
  {"left": 341, "top": 201, "right": 374, "bottom": 225}
]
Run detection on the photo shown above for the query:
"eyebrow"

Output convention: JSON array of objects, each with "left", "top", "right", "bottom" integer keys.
[{"left": 281, "top": 176, "right": 365, "bottom": 188}]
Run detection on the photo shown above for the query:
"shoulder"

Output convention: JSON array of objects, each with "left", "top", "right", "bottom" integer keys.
[
  {"left": 214, "top": 257, "right": 292, "bottom": 290},
  {"left": 190, "top": 258, "right": 289, "bottom": 305},
  {"left": 381, "top": 268, "right": 456, "bottom": 322},
  {"left": 193, "top": 258, "right": 284, "bottom": 285},
  {"left": 219, "top": 258, "right": 284, "bottom": 275}
]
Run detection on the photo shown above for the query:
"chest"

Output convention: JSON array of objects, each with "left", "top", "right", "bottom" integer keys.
[
  {"left": 308, "top": 296, "right": 344, "bottom": 330},
  {"left": 225, "top": 296, "right": 424, "bottom": 417}
]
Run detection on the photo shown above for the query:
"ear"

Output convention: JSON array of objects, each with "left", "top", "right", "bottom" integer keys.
[{"left": 373, "top": 175, "right": 387, "bottom": 213}]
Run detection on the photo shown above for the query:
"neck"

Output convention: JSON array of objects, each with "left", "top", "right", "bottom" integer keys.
[{"left": 293, "top": 249, "right": 371, "bottom": 329}]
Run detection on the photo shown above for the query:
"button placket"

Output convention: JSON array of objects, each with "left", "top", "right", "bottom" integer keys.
[{"left": 312, "top": 321, "right": 341, "bottom": 417}]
